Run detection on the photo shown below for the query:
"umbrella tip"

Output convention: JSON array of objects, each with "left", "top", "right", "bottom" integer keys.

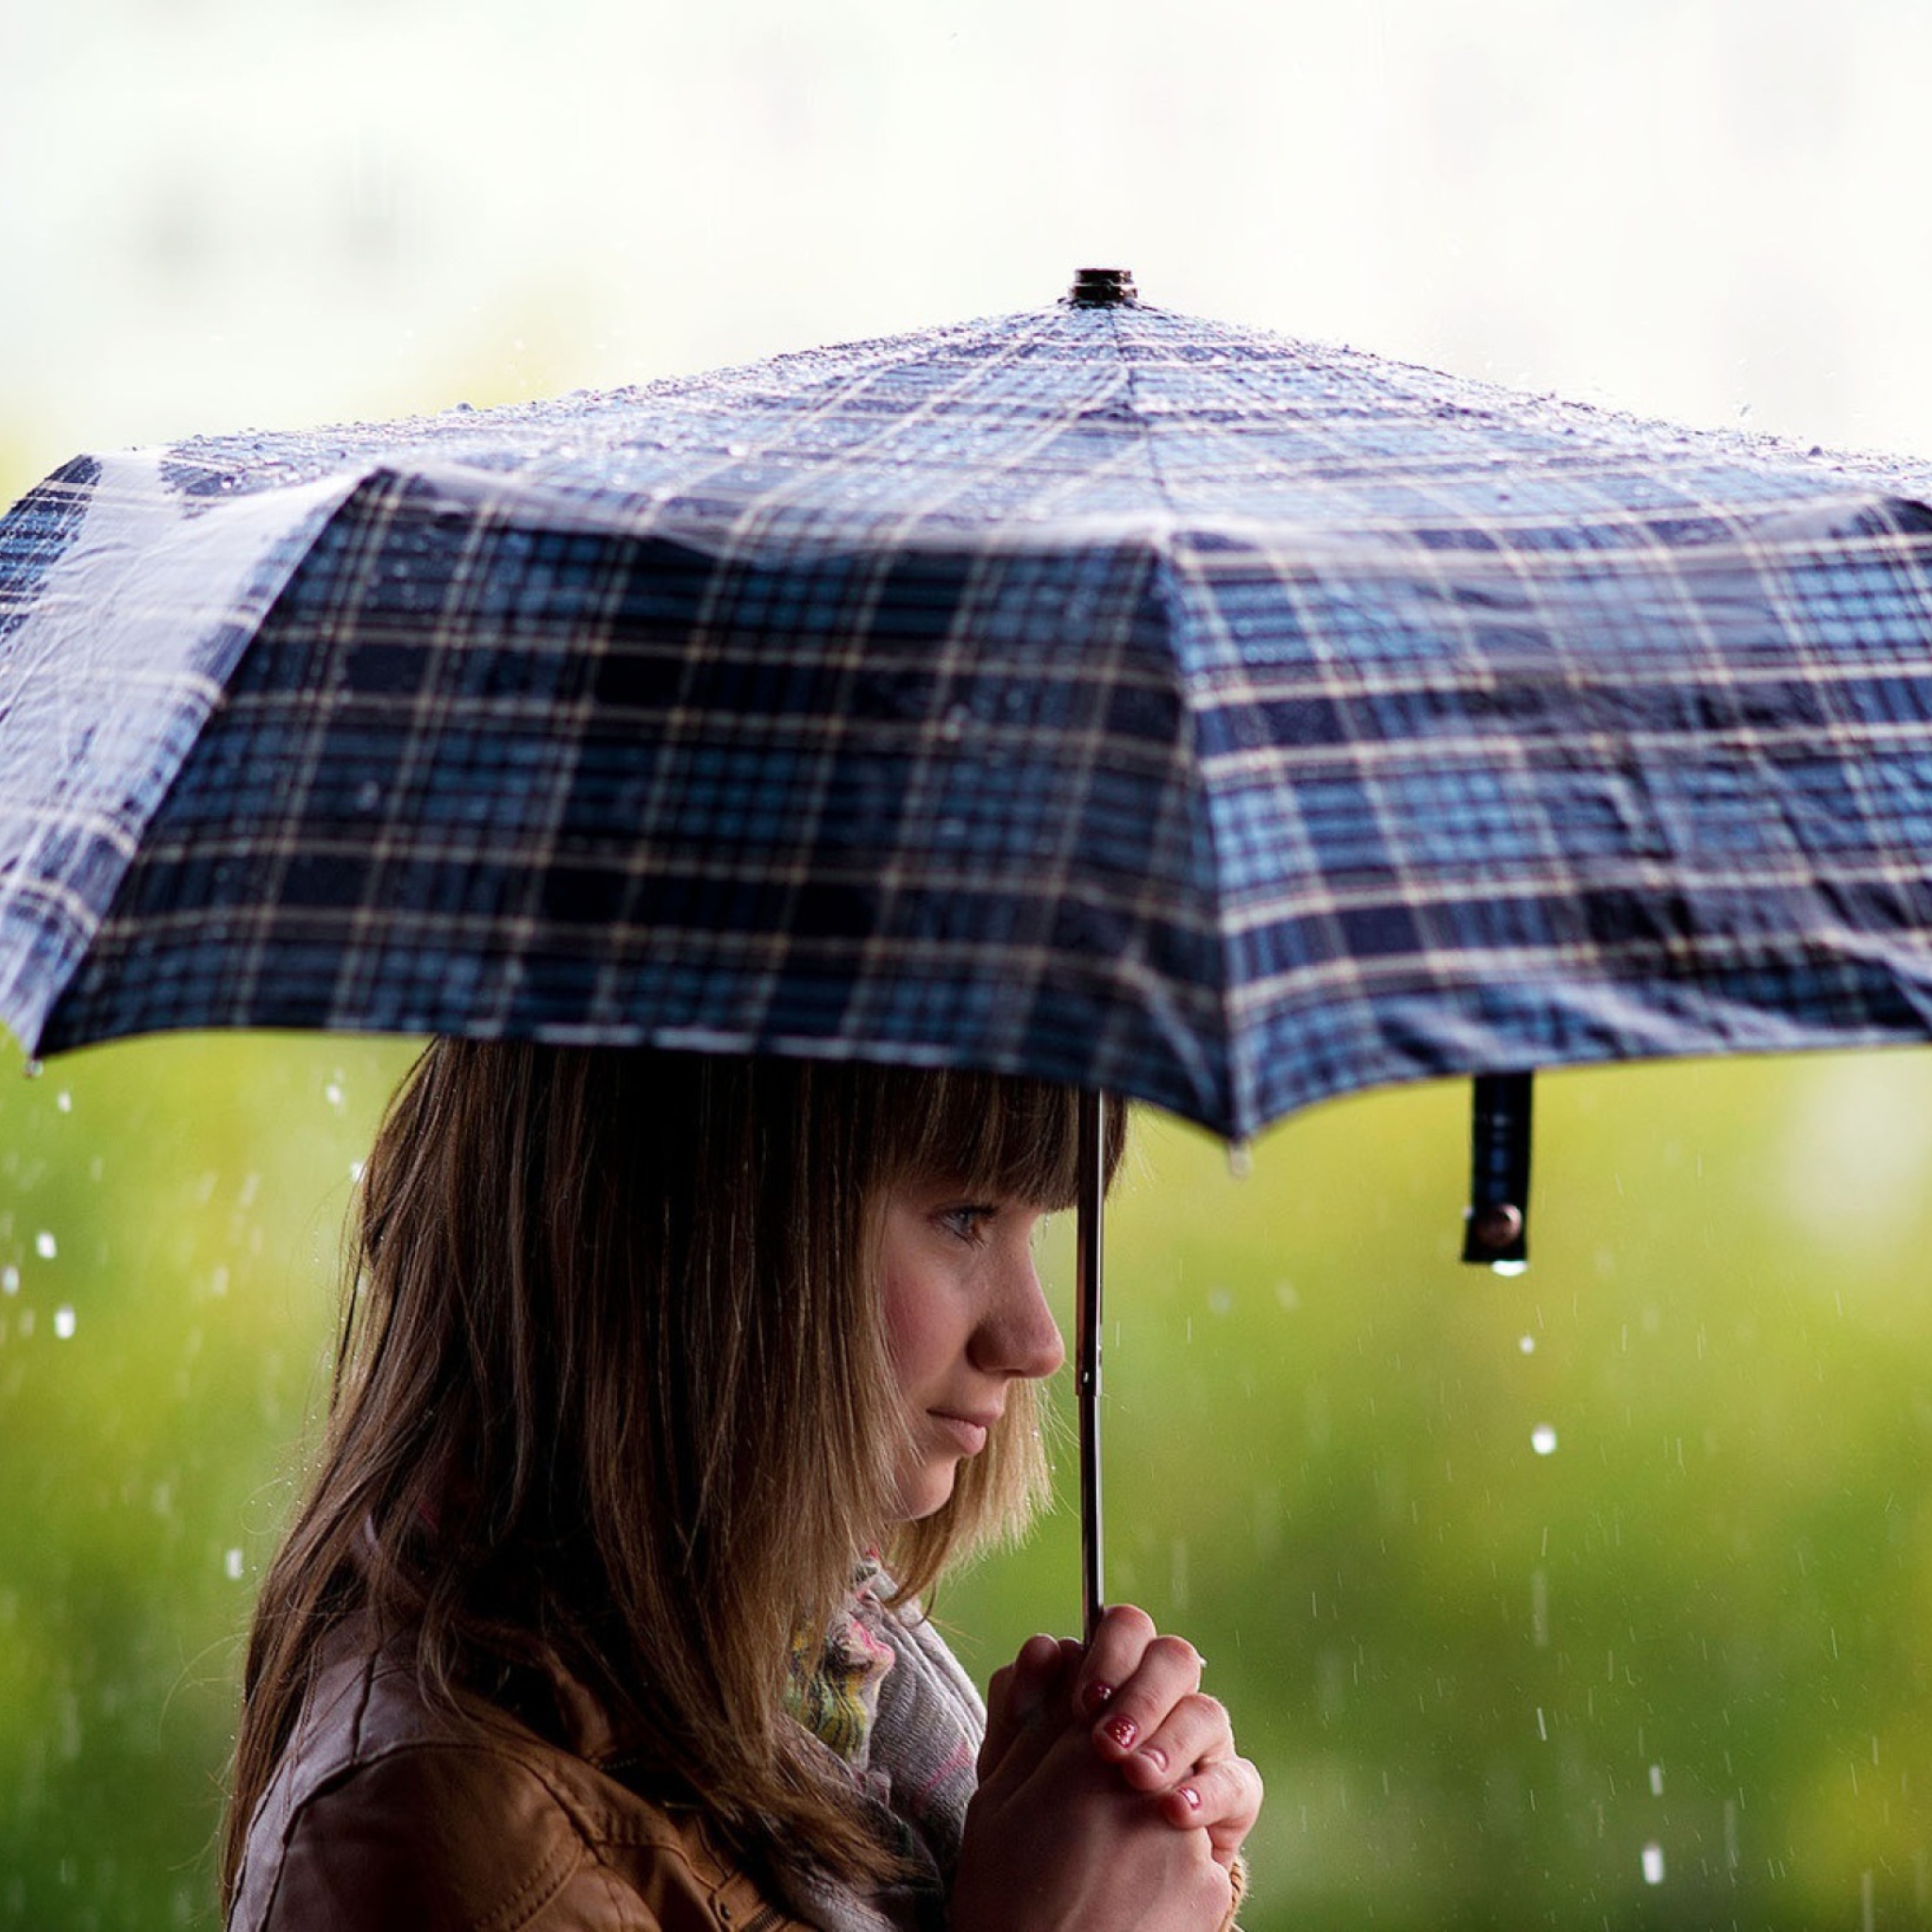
[{"left": 1067, "top": 267, "right": 1138, "bottom": 308}]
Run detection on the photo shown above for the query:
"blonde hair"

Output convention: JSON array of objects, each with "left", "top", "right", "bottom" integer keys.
[{"left": 223, "top": 1042, "right": 1123, "bottom": 1902}]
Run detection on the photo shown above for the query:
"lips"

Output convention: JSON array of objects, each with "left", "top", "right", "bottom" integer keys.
[{"left": 929, "top": 1410, "right": 996, "bottom": 1456}]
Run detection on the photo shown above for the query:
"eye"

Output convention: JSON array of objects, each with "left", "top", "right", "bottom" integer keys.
[{"left": 937, "top": 1204, "right": 997, "bottom": 1245}]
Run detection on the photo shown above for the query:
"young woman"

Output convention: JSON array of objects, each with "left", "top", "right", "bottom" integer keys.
[{"left": 223, "top": 1044, "right": 1260, "bottom": 1930}]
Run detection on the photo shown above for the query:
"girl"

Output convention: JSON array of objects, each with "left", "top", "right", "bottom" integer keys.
[{"left": 224, "top": 1045, "right": 1259, "bottom": 1929}]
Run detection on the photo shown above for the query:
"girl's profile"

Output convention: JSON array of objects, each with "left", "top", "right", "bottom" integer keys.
[{"left": 224, "top": 1042, "right": 1259, "bottom": 1930}]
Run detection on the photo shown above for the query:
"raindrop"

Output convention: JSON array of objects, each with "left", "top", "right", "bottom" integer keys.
[
  {"left": 56, "top": 1091, "right": 71, "bottom": 1113},
  {"left": 1649, "top": 1763, "right": 1664, "bottom": 1795},
  {"left": 324, "top": 1081, "right": 345, "bottom": 1110},
  {"left": 355, "top": 781, "right": 382, "bottom": 812},
  {"left": 1492, "top": 1258, "right": 1527, "bottom": 1278},
  {"left": 1, "top": 1268, "right": 15, "bottom": 1295},
  {"left": 35, "top": 1231, "right": 57, "bottom": 1260},
  {"left": 52, "top": 1307, "right": 75, "bottom": 1341},
  {"left": 225, "top": 1548, "right": 245, "bottom": 1581},
  {"left": 1518, "top": 1335, "right": 1536, "bottom": 1354},
  {"left": 1531, "top": 1424, "right": 1558, "bottom": 1457},
  {"left": 1641, "top": 1843, "right": 1666, "bottom": 1885}
]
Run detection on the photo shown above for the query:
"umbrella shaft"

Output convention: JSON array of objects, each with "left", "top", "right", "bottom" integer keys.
[{"left": 1076, "top": 1091, "right": 1107, "bottom": 1643}]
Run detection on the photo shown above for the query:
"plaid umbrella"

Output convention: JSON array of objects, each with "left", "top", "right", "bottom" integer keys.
[
  {"left": 8, "top": 273, "right": 1932, "bottom": 1132},
  {"left": 8, "top": 270, "right": 1932, "bottom": 1623}
]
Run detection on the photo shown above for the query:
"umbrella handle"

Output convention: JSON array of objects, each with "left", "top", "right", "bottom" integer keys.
[{"left": 1076, "top": 1090, "right": 1107, "bottom": 1643}]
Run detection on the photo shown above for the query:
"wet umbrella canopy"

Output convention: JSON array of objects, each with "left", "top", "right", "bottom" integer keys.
[
  {"left": 8, "top": 273, "right": 1932, "bottom": 1120},
  {"left": 8, "top": 274, "right": 1932, "bottom": 1628}
]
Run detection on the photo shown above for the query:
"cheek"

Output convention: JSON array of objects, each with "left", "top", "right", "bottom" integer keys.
[{"left": 880, "top": 1265, "right": 956, "bottom": 1389}]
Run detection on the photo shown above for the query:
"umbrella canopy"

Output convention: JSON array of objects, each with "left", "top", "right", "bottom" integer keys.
[{"left": 7, "top": 273, "right": 1932, "bottom": 1138}]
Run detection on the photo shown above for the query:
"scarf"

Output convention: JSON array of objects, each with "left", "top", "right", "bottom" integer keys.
[{"left": 776, "top": 1558, "right": 985, "bottom": 1932}]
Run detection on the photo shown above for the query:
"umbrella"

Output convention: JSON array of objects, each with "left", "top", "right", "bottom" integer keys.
[{"left": 8, "top": 267, "right": 1932, "bottom": 1629}]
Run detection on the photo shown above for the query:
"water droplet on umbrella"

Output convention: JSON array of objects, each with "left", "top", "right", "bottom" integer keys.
[
  {"left": 35, "top": 1231, "right": 56, "bottom": 1260},
  {"left": 1531, "top": 1424, "right": 1558, "bottom": 1456},
  {"left": 0, "top": 1268, "right": 13, "bottom": 1294},
  {"left": 1641, "top": 1843, "right": 1666, "bottom": 1885},
  {"left": 225, "top": 1548, "right": 244, "bottom": 1580},
  {"left": 52, "top": 1307, "right": 75, "bottom": 1341}
]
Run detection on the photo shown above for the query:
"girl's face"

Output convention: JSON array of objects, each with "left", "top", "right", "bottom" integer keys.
[{"left": 876, "top": 1174, "right": 1066, "bottom": 1521}]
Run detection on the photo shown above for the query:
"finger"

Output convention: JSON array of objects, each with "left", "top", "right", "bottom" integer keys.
[
  {"left": 1114, "top": 1692, "right": 1232, "bottom": 1793},
  {"left": 979, "top": 1634, "right": 1065, "bottom": 1778},
  {"left": 1158, "top": 1756, "right": 1264, "bottom": 1863},
  {"left": 1089, "top": 1632, "right": 1204, "bottom": 1759},
  {"left": 1069, "top": 1601, "right": 1158, "bottom": 1719}
]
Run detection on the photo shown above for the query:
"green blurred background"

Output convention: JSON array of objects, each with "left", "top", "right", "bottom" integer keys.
[
  {"left": 8, "top": 0, "right": 1932, "bottom": 1924},
  {"left": 2, "top": 1035, "right": 1927, "bottom": 1927}
]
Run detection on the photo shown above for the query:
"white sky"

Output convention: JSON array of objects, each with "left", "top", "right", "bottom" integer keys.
[{"left": 4, "top": 0, "right": 1932, "bottom": 484}]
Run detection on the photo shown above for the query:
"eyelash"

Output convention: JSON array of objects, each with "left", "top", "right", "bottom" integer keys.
[{"left": 939, "top": 1206, "right": 996, "bottom": 1244}]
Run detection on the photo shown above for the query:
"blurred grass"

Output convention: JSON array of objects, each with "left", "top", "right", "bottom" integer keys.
[{"left": 1, "top": 1036, "right": 1929, "bottom": 1926}]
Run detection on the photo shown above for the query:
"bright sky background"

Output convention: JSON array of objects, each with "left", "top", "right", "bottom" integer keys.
[{"left": 6, "top": 0, "right": 1932, "bottom": 489}]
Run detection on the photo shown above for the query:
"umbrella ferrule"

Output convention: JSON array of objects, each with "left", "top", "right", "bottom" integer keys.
[{"left": 1066, "top": 267, "right": 1138, "bottom": 308}]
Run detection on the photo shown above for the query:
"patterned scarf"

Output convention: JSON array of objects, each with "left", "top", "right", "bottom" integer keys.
[{"left": 776, "top": 1559, "right": 984, "bottom": 1932}]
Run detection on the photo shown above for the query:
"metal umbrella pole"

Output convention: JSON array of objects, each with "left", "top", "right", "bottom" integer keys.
[{"left": 1076, "top": 1089, "right": 1107, "bottom": 1641}]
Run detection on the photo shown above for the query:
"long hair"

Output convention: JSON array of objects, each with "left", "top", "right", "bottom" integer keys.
[{"left": 222, "top": 1043, "right": 1124, "bottom": 1902}]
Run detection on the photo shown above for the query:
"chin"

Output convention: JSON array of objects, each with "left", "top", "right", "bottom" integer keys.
[{"left": 894, "top": 1463, "right": 961, "bottom": 1523}]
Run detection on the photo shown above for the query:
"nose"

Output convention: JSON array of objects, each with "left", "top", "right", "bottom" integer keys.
[{"left": 973, "top": 1241, "right": 1066, "bottom": 1382}]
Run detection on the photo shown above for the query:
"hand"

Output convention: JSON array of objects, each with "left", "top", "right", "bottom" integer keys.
[
  {"left": 1072, "top": 1604, "right": 1261, "bottom": 1872},
  {"left": 953, "top": 1636, "right": 1229, "bottom": 1932},
  {"left": 951, "top": 1609, "right": 1260, "bottom": 1932}
]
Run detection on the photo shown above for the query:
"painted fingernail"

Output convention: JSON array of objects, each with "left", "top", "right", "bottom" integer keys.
[
  {"left": 1103, "top": 1715, "right": 1139, "bottom": 1752},
  {"left": 1084, "top": 1680, "right": 1116, "bottom": 1713},
  {"left": 1177, "top": 1785, "right": 1202, "bottom": 1811}
]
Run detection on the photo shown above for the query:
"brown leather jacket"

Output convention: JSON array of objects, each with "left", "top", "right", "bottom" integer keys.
[{"left": 229, "top": 1637, "right": 812, "bottom": 1932}]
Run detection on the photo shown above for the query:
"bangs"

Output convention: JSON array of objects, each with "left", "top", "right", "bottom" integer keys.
[{"left": 862, "top": 1065, "right": 1127, "bottom": 1208}]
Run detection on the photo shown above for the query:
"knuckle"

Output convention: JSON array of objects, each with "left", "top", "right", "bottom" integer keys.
[
  {"left": 1146, "top": 1633, "right": 1202, "bottom": 1674},
  {"left": 1102, "top": 1602, "right": 1158, "bottom": 1644}
]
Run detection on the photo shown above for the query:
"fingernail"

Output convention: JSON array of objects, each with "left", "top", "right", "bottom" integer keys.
[
  {"left": 1084, "top": 1680, "right": 1115, "bottom": 1714},
  {"left": 1177, "top": 1785, "right": 1202, "bottom": 1811},
  {"left": 1103, "top": 1715, "right": 1139, "bottom": 1752}
]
